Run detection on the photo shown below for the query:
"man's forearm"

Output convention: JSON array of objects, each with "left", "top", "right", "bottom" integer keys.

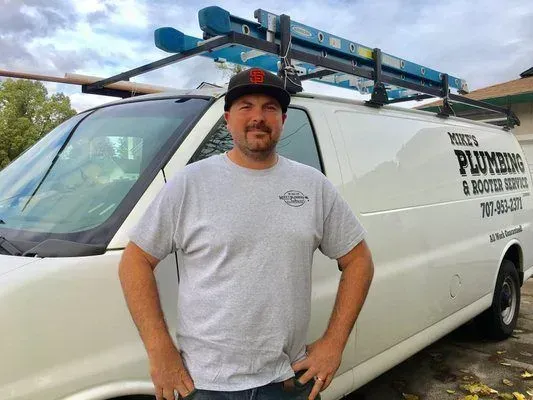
[
  {"left": 118, "top": 245, "right": 175, "bottom": 355},
  {"left": 323, "top": 243, "right": 374, "bottom": 351}
]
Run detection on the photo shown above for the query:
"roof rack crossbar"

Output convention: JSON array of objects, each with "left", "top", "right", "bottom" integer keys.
[
  {"left": 85, "top": 34, "right": 235, "bottom": 93},
  {"left": 447, "top": 93, "right": 520, "bottom": 129},
  {"left": 448, "top": 93, "right": 508, "bottom": 114},
  {"left": 299, "top": 69, "right": 336, "bottom": 81},
  {"left": 387, "top": 94, "right": 433, "bottom": 104}
]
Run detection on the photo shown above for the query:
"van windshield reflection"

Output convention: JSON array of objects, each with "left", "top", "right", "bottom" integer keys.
[{"left": 0, "top": 98, "right": 208, "bottom": 234}]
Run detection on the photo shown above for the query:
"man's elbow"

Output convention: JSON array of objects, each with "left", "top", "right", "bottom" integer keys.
[
  {"left": 338, "top": 240, "right": 373, "bottom": 275},
  {"left": 119, "top": 241, "right": 159, "bottom": 279}
]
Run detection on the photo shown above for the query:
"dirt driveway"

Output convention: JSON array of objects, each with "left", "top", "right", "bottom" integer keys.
[{"left": 346, "top": 279, "right": 533, "bottom": 400}]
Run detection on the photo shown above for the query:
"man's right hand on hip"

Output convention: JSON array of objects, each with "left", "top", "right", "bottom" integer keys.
[{"left": 149, "top": 346, "right": 195, "bottom": 400}]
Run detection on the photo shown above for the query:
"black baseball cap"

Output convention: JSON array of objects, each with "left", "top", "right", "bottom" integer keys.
[{"left": 224, "top": 68, "right": 291, "bottom": 113}]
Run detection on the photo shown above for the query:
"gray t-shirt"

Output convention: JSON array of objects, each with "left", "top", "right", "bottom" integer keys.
[{"left": 129, "top": 153, "right": 366, "bottom": 391}]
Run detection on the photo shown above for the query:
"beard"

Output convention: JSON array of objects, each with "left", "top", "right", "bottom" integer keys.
[{"left": 236, "top": 122, "right": 279, "bottom": 160}]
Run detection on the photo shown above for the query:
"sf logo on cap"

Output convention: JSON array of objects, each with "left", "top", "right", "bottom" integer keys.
[{"left": 249, "top": 69, "right": 265, "bottom": 84}]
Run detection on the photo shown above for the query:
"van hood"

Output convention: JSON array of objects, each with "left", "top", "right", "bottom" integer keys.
[{"left": 0, "top": 255, "right": 39, "bottom": 277}]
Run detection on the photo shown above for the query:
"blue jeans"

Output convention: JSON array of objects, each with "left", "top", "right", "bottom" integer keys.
[{"left": 181, "top": 376, "right": 319, "bottom": 400}]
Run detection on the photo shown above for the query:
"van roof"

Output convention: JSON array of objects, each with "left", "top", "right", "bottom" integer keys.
[{"left": 83, "top": 87, "right": 508, "bottom": 132}]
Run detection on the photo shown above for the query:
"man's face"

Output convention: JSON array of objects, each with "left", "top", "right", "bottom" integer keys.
[{"left": 224, "top": 93, "right": 287, "bottom": 160}]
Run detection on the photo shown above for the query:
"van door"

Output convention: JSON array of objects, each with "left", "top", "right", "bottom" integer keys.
[{"left": 327, "top": 106, "right": 439, "bottom": 364}]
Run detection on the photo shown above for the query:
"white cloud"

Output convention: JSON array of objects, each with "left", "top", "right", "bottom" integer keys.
[
  {"left": 73, "top": 0, "right": 108, "bottom": 15},
  {"left": 108, "top": 0, "right": 149, "bottom": 28},
  {"left": 2, "top": 0, "right": 532, "bottom": 116},
  {"left": 68, "top": 92, "right": 114, "bottom": 112}
]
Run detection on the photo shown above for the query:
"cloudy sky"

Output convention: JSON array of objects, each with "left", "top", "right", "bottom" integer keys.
[{"left": 1, "top": 0, "right": 531, "bottom": 112}]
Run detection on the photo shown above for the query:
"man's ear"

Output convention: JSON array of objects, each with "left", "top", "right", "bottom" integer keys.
[
  {"left": 224, "top": 111, "right": 230, "bottom": 124},
  {"left": 282, "top": 113, "right": 287, "bottom": 124}
]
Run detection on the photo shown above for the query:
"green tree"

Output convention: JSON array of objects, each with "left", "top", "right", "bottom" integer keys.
[
  {"left": 91, "top": 136, "right": 116, "bottom": 159},
  {"left": 116, "top": 136, "right": 129, "bottom": 159},
  {"left": 0, "top": 79, "right": 77, "bottom": 169}
]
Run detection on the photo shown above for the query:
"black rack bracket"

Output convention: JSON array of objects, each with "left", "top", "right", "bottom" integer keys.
[
  {"left": 278, "top": 14, "right": 303, "bottom": 94},
  {"left": 365, "top": 48, "right": 389, "bottom": 108},
  {"left": 81, "top": 85, "right": 138, "bottom": 98},
  {"left": 436, "top": 74, "right": 455, "bottom": 118}
]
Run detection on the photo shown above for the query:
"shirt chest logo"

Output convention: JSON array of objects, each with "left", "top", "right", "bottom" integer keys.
[{"left": 279, "top": 190, "right": 310, "bottom": 207}]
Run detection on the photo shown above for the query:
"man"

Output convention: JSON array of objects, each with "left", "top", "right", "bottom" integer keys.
[{"left": 118, "top": 67, "right": 374, "bottom": 400}]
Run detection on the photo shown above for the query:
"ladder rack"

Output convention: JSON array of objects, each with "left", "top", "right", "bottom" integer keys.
[{"left": 85, "top": 6, "right": 520, "bottom": 129}]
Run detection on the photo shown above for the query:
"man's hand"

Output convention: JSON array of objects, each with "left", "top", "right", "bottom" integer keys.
[
  {"left": 149, "top": 347, "right": 195, "bottom": 400},
  {"left": 291, "top": 337, "right": 342, "bottom": 400}
]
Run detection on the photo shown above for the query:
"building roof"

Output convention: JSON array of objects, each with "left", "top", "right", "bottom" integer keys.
[
  {"left": 418, "top": 75, "right": 533, "bottom": 110},
  {"left": 521, "top": 67, "right": 533, "bottom": 78},
  {"left": 196, "top": 81, "right": 223, "bottom": 89}
]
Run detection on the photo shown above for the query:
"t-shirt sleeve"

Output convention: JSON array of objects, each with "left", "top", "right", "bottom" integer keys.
[
  {"left": 128, "top": 176, "right": 182, "bottom": 260},
  {"left": 319, "top": 177, "right": 366, "bottom": 260}
]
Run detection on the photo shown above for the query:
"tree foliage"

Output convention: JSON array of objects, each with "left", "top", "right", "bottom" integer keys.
[{"left": 0, "top": 79, "right": 77, "bottom": 169}]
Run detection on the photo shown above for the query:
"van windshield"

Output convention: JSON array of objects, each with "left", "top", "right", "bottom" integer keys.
[{"left": 0, "top": 97, "right": 208, "bottom": 236}]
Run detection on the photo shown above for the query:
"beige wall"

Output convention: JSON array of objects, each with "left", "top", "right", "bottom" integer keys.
[
  {"left": 512, "top": 102, "right": 533, "bottom": 136},
  {"left": 513, "top": 102, "right": 533, "bottom": 173}
]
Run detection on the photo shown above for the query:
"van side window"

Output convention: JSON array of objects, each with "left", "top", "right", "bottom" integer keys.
[{"left": 189, "top": 108, "right": 322, "bottom": 172}]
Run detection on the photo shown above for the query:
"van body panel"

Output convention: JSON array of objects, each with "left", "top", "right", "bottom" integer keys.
[
  {"left": 0, "top": 247, "right": 178, "bottom": 400},
  {"left": 351, "top": 292, "right": 493, "bottom": 390},
  {"left": 60, "top": 381, "right": 154, "bottom": 400},
  {"left": 0, "top": 255, "right": 39, "bottom": 277}
]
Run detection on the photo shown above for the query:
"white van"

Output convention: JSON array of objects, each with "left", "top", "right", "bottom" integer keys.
[{"left": 1, "top": 88, "right": 532, "bottom": 400}]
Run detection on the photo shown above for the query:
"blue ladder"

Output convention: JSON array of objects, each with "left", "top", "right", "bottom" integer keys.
[{"left": 154, "top": 6, "right": 467, "bottom": 101}]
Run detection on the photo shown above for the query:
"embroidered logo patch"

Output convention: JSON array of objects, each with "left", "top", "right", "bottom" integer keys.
[
  {"left": 249, "top": 68, "right": 265, "bottom": 84},
  {"left": 279, "top": 190, "right": 309, "bottom": 207}
]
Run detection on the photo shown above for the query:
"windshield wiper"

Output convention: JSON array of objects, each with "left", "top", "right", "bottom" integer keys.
[{"left": 0, "top": 236, "right": 22, "bottom": 256}]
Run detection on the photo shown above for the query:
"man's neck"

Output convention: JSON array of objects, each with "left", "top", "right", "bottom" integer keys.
[{"left": 227, "top": 149, "right": 278, "bottom": 170}]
